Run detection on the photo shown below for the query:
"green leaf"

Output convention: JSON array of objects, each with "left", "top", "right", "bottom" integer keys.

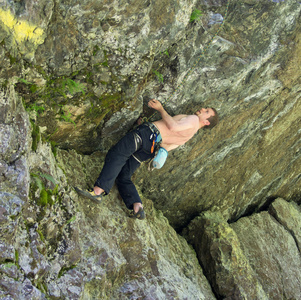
[
  {"left": 66, "top": 216, "right": 76, "bottom": 224},
  {"left": 39, "top": 173, "right": 56, "bottom": 185},
  {"left": 32, "top": 176, "right": 44, "bottom": 190},
  {"left": 18, "top": 78, "right": 32, "bottom": 85},
  {"left": 153, "top": 70, "right": 164, "bottom": 83},
  {"left": 190, "top": 9, "right": 202, "bottom": 22}
]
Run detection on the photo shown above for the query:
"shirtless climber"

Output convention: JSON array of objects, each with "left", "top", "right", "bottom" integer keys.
[{"left": 90, "top": 99, "right": 219, "bottom": 219}]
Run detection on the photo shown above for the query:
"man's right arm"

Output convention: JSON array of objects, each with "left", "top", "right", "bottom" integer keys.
[
  {"left": 148, "top": 99, "right": 178, "bottom": 130},
  {"left": 148, "top": 99, "right": 195, "bottom": 132}
]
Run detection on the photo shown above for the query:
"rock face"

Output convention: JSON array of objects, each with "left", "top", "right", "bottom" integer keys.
[
  {"left": 135, "top": 0, "right": 301, "bottom": 230},
  {"left": 0, "top": 87, "right": 215, "bottom": 299},
  {"left": 0, "top": 0, "right": 301, "bottom": 299},
  {"left": 186, "top": 198, "right": 301, "bottom": 299}
]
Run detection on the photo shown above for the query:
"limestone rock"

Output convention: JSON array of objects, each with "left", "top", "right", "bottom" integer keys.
[
  {"left": 0, "top": 86, "right": 31, "bottom": 200},
  {"left": 186, "top": 211, "right": 268, "bottom": 299},
  {"left": 1, "top": 0, "right": 301, "bottom": 298},
  {"left": 268, "top": 198, "right": 301, "bottom": 252},
  {"left": 0, "top": 85, "right": 215, "bottom": 299},
  {"left": 231, "top": 206, "right": 301, "bottom": 299},
  {"left": 135, "top": 0, "right": 301, "bottom": 230},
  {"left": 186, "top": 199, "right": 301, "bottom": 299}
]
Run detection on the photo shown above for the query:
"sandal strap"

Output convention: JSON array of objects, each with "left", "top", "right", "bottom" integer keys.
[
  {"left": 129, "top": 207, "right": 145, "bottom": 220},
  {"left": 74, "top": 187, "right": 102, "bottom": 203}
]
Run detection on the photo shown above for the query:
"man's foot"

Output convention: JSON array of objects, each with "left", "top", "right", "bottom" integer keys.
[
  {"left": 129, "top": 207, "right": 145, "bottom": 220},
  {"left": 94, "top": 186, "right": 104, "bottom": 195},
  {"left": 74, "top": 187, "right": 103, "bottom": 203}
]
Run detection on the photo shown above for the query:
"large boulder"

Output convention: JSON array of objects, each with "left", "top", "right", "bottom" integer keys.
[{"left": 186, "top": 198, "right": 301, "bottom": 299}]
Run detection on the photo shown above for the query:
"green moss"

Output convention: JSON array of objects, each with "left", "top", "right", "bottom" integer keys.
[
  {"left": 47, "top": 190, "right": 55, "bottom": 206},
  {"left": 37, "top": 229, "right": 45, "bottom": 242},
  {"left": 30, "top": 84, "right": 38, "bottom": 93},
  {"left": 36, "top": 187, "right": 57, "bottom": 207},
  {"left": 38, "top": 189, "right": 48, "bottom": 206},
  {"left": 1, "top": 79, "right": 9, "bottom": 90},
  {"left": 101, "top": 50, "right": 109, "bottom": 67},
  {"left": 93, "top": 45, "right": 100, "bottom": 56},
  {"left": 58, "top": 265, "right": 77, "bottom": 278},
  {"left": 31, "top": 121, "right": 40, "bottom": 152},
  {"left": 14, "top": 250, "right": 20, "bottom": 269},
  {"left": 50, "top": 141, "right": 57, "bottom": 157},
  {"left": 85, "top": 91, "right": 125, "bottom": 126},
  {"left": 9, "top": 55, "right": 17, "bottom": 65}
]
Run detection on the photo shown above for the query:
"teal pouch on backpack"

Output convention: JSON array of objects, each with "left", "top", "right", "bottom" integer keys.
[{"left": 152, "top": 147, "right": 168, "bottom": 169}]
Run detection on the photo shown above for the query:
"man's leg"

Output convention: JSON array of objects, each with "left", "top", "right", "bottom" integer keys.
[
  {"left": 94, "top": 131, "right": 138, "bottom": 195},
  {"left": 115, "top": 155, "right": 142, "bottom": 212}
]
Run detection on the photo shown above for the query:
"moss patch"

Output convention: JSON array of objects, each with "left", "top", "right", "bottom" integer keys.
[{"left": 31, "top": 121, "right": 40, "bottom": 152}]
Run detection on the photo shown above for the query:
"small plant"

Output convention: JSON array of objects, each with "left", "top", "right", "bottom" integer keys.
[
  {"left": 58, "top": 110, "right": 76, "bottom": 126},
  {"left": 66, "top": 216, "right": 76, "bottom": 224},
  {"left": 153, "top": 70, "right": 164, "bottom": 83},
  {"left": 160, "top": 50, "right": 169, "bottom": 57},
  {"left": 31, "top": 172, "right": 56, "bottom": 191},
  {"left": 58, "top": 265, "right": 77, "bottom": 279},
  {"left": 190, "top": 9, "right": 203, "bottom": 22},
  {"left": 38, "top": 189, "right": 49, "bottom": 207},
  {"left": 15, "top": 250, "right": 20, "bottom": 269},
  {"left": 1, "top": 262, "right": 16, "bottom": 269},
  {"left": 26, "top": 103, "right": 45, "bottom": 114},
  {"left": 61, "top": 78, "right": 86, "bottom": 96},
  {"left": 18, "top": 78, "right": 32, "bottom": 85},
  {"left": 31, "top": 121, "right": 41, "bottom": 152},
  {"left": 30, "top": 173, "right": 58, "bottom": 206}
]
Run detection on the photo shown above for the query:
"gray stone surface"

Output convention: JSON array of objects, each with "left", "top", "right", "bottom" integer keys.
[
  {"left": 231, "top": 207, "right": 301, "bottom": 299},
  {"left": 186, "top": 199, "right": 301, "bottom": 299},
  {"left": 1, "top": 0, "right": 301, "bottom": 298}
]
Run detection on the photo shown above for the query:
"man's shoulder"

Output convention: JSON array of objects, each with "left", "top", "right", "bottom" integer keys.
[
  {"left": 173, "top": 114, "right": 196, "bottom": 121},
  {"left": 174, "top": 114, "right": 199, "bottom": 131},
  {"left": 177, "top": 114, "right": 198, "bottom": 123},
  {"left": 173, "top": 114, "right": 187, "bottom": 119}
]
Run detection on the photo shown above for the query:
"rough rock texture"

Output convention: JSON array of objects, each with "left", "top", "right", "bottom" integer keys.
[
  {"left": 186, "top": 199, "right": 301, "bottom": 299},
  {"left": 0, "top": 87, "right": 215, "bottom": 299},
  {"left": 231, "top": 207, "right": 301, "bottom": 299},
  {"left": 135, "top": 0, "right": 301, "bottom": 229},
  {"left": 1, "top": 0, "right": 301, "bottom": 298}
]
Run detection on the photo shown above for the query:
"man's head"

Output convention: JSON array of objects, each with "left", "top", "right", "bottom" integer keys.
[{"left": 195, "top": 107, "right": 219, "bottom": 129}]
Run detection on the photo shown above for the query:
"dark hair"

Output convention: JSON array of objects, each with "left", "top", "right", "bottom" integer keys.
[{"left": 205, "top": 108, "right": 219, "bottom": 129}]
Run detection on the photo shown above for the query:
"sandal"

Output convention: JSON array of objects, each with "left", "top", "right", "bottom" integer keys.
[
  {"left": 129, "top": 207, "right": 145, "bottom": 220},
  {"left": 74, "top": 187, "right": 102, "bottom": 204}
]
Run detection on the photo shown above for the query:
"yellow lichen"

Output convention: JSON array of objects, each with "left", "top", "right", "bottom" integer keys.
[{"left": 0, "top": 8, "right": 44, "bottom": 46}]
